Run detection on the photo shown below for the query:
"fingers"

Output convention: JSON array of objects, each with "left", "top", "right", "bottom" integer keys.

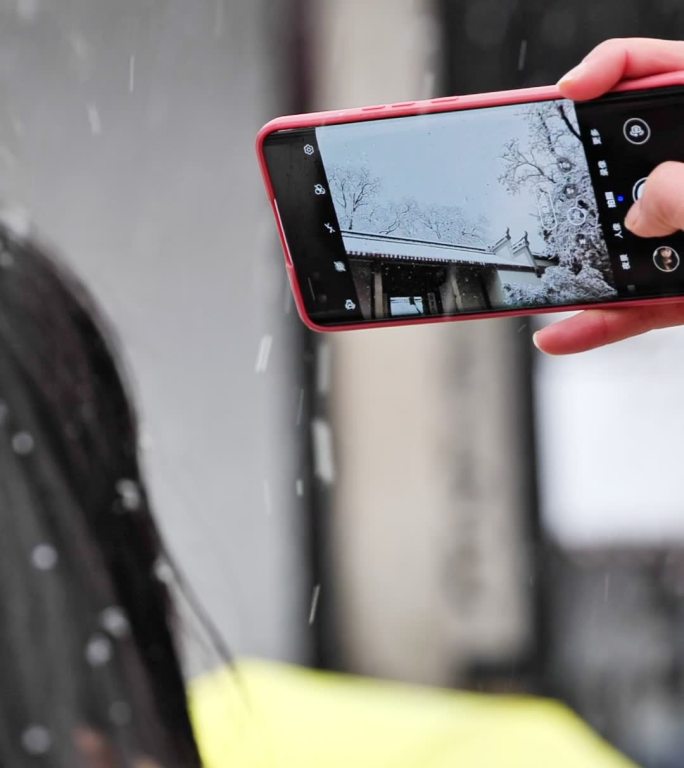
[
  {"left": 557, "top": 37, "right": 684, "bottom": 100},
  {"left": 533, "top": 303, "right": 684, "bottom": 355},
  {"left": 73, "top": 728, "right": 119, "bottom": 768},
  {"left": 537, "top": 38, "right": 684, "bottom": 354},
  {"left": 73, "top": 728, "right": 163, "bottom": 768},
  {"left": 625, "top": 161, "right": 684, "bottom": 237}
]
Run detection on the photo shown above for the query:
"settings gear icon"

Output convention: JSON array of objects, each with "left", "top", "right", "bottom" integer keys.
[{"left": 303, "top": 144, "right": 315, "bottom": 156}]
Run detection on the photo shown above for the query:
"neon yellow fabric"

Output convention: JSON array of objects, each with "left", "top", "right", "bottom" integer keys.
[{"left": 189, "top": 659, "right": 637, "bottom": 768}]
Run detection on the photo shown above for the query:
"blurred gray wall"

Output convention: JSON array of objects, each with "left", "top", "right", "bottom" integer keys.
[{"left": 0, "top": 0, "right": 309, "bottom": 664}]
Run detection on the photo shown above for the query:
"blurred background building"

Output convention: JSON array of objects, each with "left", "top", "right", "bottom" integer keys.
[{"left": 3, "top": 0, "right": 684, "bottom": 766}]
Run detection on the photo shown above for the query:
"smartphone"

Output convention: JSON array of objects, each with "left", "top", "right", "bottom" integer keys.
[{"left": 257, "top": 71, "right": 684, "bottom": 332}]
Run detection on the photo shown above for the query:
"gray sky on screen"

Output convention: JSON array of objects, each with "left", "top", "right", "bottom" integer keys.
[{"left": 316, "top": 99, "right": 583, "bottom": 252}]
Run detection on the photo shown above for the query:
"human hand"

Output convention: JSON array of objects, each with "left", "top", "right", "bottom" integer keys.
[
  {"left": 533, "top": 37, "right": 684, "bottom": 355},
  {"left": 74, "top": 728, "right": 162, "bottom": 768}
]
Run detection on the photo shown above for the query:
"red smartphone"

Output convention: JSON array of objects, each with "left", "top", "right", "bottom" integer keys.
[{"left": 257, "top": 71, "right": 684, "bottom": 333}]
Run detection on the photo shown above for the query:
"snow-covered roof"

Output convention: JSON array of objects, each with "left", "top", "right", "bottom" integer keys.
[{"left": 342, "top": 231, "right": 538, "bottom": 271}]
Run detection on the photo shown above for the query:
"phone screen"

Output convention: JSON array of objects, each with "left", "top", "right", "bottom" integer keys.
[{"left": 263, "top": 86, "right": 684, "bottom": 327}]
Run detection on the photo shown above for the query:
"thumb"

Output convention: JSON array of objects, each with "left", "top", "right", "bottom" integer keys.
[{"left": 625, "top": 161, "right": 684, "bottom": 238}]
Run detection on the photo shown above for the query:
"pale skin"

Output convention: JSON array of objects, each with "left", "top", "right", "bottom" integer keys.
[
  {"left": 532, "top": 37, "right": 684, "bottom": 355},
  {"left": 74, "top": 728, "right": 162, "bottom": 768}
]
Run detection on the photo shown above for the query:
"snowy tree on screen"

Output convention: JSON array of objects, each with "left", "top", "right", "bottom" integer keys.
[
  {"left": 328, "top": 164, "right": 490, "bottom": 243},
  {"left": 327, "top": 165, "right": 381, "bottom": 231},
  {"left": 498, "top": 101, "right": 616, "bottom": 305},
  {"left": 367, "top": 198, "right": 422, "bottom": 237},
  {"left": 504, "top": 264, "right": 614, "bottom": 307},
  {"left": 415, "top": 204, "right": 489, "bottom": 246}
]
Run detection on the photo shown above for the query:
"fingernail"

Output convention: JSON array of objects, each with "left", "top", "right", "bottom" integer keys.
[
  {"left": 532, "top": 331, "right": 542, "bottom": 351},
  {"left": 557, "top": 62, "right": 587, "bottom": 87},
  {"left": 625, "top": 202, "right": 641, "bottom": 232}
]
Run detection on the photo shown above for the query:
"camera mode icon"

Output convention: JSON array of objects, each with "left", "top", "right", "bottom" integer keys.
[
  {"left": 567, "top": 206, "right": 587, "bottom": 226},
  {"left": 623, "top": 118, "right": 651, "bottom": 145}
]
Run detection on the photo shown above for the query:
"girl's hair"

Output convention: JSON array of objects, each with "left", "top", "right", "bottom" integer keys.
[{"left": 0, "top": 223, "right": 204, "bottom": 766}]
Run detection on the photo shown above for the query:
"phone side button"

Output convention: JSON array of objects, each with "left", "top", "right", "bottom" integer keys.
[
  {"left": 273, "top": 199, "right": 294, "bottom": 267},
  {"left": 431, "top": 96, "right": 461, "bottom": 104},
  {"left": 362, "top": 105, "right": 386, "bottom": 111},
  {"left": 391, "top": 102, "right": 415, "bottom": 108}
]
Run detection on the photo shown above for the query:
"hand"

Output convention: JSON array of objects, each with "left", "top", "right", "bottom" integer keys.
[
  {"left": 74, "top": 728, "right": 163, "bottom": 768},
  {"left": 533, "top": 37, "right": 684, "bottom": 355}
]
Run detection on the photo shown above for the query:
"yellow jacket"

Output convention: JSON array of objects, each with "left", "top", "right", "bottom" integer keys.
[{"left": 190, "top": 659, "right": 637, "bottom": 768}]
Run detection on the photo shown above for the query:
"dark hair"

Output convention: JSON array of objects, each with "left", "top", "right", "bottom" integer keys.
[{"left": 0, "top": 223, "right": 204, "bottom": 766}]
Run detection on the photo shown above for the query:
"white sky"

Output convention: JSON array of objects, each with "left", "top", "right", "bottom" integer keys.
[
  {"left": 316, "top": 99, "right": 584, "bottom": 252},
  {"left": 536, "top": 317, "right": 684, "bottom": 546}
]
